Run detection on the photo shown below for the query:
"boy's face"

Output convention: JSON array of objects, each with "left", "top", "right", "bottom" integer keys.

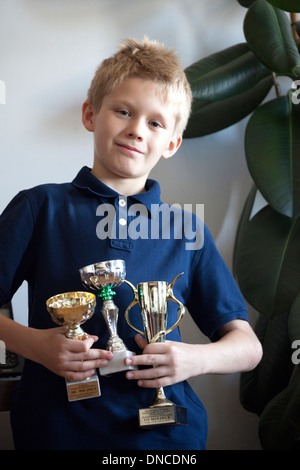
[{"left": 82, "top": 77, "right": 181, "bottom": 194}]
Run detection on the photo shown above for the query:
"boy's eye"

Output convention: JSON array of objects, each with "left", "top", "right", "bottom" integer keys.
[
  {"left": 117, "top": 109, "right": 129, "bottom": 117},
  {"left": 149, "top": 120, "right": 162, "bottom": 128}
]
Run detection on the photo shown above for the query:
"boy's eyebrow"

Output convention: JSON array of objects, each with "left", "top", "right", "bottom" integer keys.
[
  {"left": 110, "top": 98, "right": 134, "bottom": 109},
  {"left": 109, "top": 98, "right": 170, "bottom": 122}
]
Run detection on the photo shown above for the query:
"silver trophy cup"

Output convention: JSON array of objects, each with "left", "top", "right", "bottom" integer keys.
[
  {"left": 124, "top": 273, "right": 187, "bottom": 428},
  {"left": 79, "top": 259, "right": 137, "bottom": 375}
]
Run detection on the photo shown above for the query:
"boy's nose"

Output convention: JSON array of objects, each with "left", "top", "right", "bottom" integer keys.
[
  {"left": 127, "top": 120, "right": 144, "bottom": 141},
  {"left": 128, "top": 132, "right": 143, "bottom": 141}
]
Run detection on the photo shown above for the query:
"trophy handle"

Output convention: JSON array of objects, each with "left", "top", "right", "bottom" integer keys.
[
  {"left": 124, "top": 273, "right": 185, "bottom": 337},
  {"left": 124, "top": 280, "right": 144, "bottom": 336},
  {"left": 165, "top": 272, "right": 185, "bottom": 334}
]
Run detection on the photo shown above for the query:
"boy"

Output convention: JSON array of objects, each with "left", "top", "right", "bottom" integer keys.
[{"left": 0, "top": 38, "right": 262, "bottom": 450}]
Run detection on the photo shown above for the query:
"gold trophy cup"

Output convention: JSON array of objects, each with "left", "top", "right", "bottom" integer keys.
[
  {"left": 46, "top": 291, "right": 101, "bottom": 402},
  {"left": 79, "top": 259, "right": 137, "bottom": 376},
  {"left": 124, "top": 273, "right": 187, "bottom": 428}
]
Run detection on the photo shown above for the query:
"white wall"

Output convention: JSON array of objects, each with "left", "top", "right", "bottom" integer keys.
[{"left": 0, "top": 0, "right": 263, "bottom": 450}]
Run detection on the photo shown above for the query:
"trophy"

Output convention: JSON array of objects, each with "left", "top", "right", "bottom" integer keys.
[
  {"left": 79, "top": 259, "right": 137, "bottom": 376},
  {"left": 124, "top": 273, "right": 187, "bottom": 428},
  {"left": 46, "top": 291, "right": 101, "bottom": 402}
]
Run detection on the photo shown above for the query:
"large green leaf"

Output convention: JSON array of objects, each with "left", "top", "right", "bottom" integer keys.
[
  {"left": 240, "top": 312, "right": 294, "bottom": 415},
  {"left": 244, "top": 0, "right": 300, "bottom": 78},
  {"left": 288, "top": 292, "right": 300, "bottom": 343},
  {"left": 184, "top": 43, "right": 273, "bottom": 137},
  {"left": 233, "top": 196, "right": 300, "bottom": 316},
  {"left": 258, "top": 366, "right": 300, "bottom": 449},
  {"left": 245, "top": 93, "right": 300, "bottom": 217},
  {"left": 267, "top": 0, "right": 300, "bottom": 12},
  {"left": 237, "top": 0, "right": 257, "bottom": 7},
  {"left": 233, "top": 184, "right": 257, "bottom": 278}
]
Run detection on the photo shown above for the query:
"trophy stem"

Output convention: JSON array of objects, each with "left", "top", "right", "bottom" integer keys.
[
  {"left": 101, "top": 299, "right": 127, "bottom": 352},
  {"left": 151, "top": 387, "right": 174, "bottom": 407},
  {"left": 106, "top": 332, "right": 127, "bottom": 353},
  {"left": 99, "top": 295, "right": 138, "bottom": 376},
  {"left": 66, "top": 325, "right": 88, "bottom": 340}
]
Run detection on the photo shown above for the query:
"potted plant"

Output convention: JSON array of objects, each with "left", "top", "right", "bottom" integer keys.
[{"left": 183, "top": 0, "right": 300, "bottom": 449}]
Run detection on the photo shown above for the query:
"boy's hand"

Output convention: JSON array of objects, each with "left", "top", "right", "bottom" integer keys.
[
  {"left": 124, "top": 321, "right": 262, "bottom": 386},
  {"left": 31, "top": 326, "right": 113, "bottom": 382},
  {"left": 124, "top": 334, "right": 198, "bottom": 388}
]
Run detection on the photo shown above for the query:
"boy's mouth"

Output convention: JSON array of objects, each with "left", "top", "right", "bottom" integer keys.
[{"left": 116, "top": 142, "right": 144, "bottom": 155}]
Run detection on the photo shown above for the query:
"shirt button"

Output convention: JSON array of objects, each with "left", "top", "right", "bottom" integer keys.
[
  {"left": 119, "top": 199, "right": 126, "bottom": 207},
  {"left": 119, "top": 218, "right": 127, "bottom": 226}
]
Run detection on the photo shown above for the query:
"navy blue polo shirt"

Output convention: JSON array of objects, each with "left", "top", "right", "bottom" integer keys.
[{"left": 0, "top": 166, "right": 247, "bottom": 450}]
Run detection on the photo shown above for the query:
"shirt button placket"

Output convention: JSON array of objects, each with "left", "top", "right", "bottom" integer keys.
[{"left": 118, "top": 197, "right": 127, "bottom": 239}]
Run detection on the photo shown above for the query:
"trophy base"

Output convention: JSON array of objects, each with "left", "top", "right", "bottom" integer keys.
[
  {"left": 99, "top": 350, "right": 138, "bottom": 376},
  {"left": 139, "top": 404, "right": 187, "bottom": 428},
  {"left": 65, "top": 374, "right": 101, "bottom": 402}
]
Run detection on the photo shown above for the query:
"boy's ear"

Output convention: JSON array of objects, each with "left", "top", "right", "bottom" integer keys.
[
  {"left": 82, "top": 101, "right": 95, "bottom": 132},
  {"left": 161, "top": 136, "right": 182, "bottom": 160}
]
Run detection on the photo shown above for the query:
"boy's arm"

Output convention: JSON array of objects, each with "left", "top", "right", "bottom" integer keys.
[
  {"left": 124, "top": 320, "right": 262, "bottom": 388},
  {"left": 0, "top": 312, "right": 113, "bottom": 381},
  {"left": 200, "top": 319, "right": 263, "bottom": 374}
]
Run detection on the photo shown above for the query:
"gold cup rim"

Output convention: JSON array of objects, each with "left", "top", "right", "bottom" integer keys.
[{"left": 46, "top": 291, "right": 96, "bottom": 313}]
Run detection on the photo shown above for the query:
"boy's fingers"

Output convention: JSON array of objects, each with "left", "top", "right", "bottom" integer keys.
[{"left": 134, "top": 334, "right": 147, "bottom": 350}]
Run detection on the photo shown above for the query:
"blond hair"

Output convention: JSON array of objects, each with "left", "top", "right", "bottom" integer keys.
[{"left": 87, "top": 37, "right": 192, "bottom": 136}]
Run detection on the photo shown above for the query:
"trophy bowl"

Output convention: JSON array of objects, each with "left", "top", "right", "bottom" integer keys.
[
  {"left": 46, "top": 291, "right": 96, "bottom": 339},
  {"left": 79, "top": 259, "right": 126, "bottom": 291}
]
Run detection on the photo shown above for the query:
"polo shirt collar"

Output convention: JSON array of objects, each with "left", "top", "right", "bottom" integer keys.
[{"left": 72, "top": 166, "right": 162, "bottom": 214}]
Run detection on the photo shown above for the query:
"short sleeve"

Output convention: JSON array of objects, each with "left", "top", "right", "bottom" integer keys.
[
  {"left": 186, "top": 225, "right": 248, "bottom": 341},
  {"left": 0, "top": 192, "right": 34, "bottom": 305}
]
